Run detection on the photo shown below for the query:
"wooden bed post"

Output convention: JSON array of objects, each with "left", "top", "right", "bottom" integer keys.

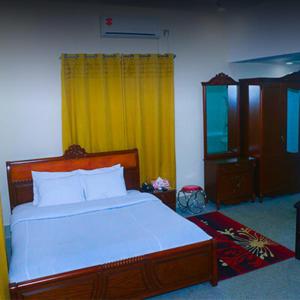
[{"left": 210, "top": 239, "right": 218, "bottom": 286}]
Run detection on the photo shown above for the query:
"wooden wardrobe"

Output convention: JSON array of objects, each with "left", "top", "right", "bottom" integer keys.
[{"left": 239, "top": 71, "right": 300, "bottom": 198}]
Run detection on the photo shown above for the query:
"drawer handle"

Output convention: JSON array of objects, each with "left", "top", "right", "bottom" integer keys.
[{"left": 232, "top": 176, "right": 242, "bottom": 194}]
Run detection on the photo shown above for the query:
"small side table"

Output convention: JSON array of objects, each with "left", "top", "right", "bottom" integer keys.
[
  {"left": 294, "top": 201, "right": 300, "bottom": 259},
  {"left": 153, "top": 189, "right": 177, "bottom": 211}
]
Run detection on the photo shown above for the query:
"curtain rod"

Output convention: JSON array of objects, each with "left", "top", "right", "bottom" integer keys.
[{"left": 60, "top": 53, "right": 176, "bottom": 59}]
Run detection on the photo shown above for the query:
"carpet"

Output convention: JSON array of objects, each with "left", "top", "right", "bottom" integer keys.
[{"left": 189, "top": 211, "right": 295, "bottom": 280}]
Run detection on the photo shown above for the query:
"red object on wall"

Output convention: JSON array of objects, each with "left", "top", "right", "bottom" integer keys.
[{"left": 105, "top": 17, "right": 113, "bottom": 26}]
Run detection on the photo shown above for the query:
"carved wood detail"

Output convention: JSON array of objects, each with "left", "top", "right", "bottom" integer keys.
[
  {"left": 63, "top": 144, "right": 87, "bottom": 159},
  {"left": 202, "top": 72, "right": 238, "bottom": 85},
  {"left": 7, "top": 146, "right": 140, "bottom": 209},
  {"left": 10, "top": 241, "right": 217, "bottom": 300},
  {"left": 99, "top": 254, "right": 145, "bottom": 269}
]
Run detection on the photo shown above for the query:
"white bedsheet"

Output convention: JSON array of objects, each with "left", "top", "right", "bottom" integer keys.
[{"left": 9, "top": 190, "right": 211, "bottom": 283}]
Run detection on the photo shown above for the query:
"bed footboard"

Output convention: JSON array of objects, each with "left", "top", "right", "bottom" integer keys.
[{"left": 10, "top": 240, "right": 217, "bottom": 300}]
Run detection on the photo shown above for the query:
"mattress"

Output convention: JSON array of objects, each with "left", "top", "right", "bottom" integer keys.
[{"left": 9, "top": 190, "right": 211, "bottom": 283}]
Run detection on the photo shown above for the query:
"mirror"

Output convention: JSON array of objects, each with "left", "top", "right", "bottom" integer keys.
[
  {"left": 287, "top": 88, "right": 300, "bottom": 154},
  {"left": 202, "top": 73, "right": 239, "bottom": 158}
]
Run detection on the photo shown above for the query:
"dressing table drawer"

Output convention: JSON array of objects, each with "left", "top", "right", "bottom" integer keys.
[
  {"left": 219, "top": 162, "right": 252, "bottom": 174},
  {"left": 205, "top": 158, "right": 256, "bottom": 209},
  {"left": 219, "top": 172, "right": 253, "bottom": 200}
]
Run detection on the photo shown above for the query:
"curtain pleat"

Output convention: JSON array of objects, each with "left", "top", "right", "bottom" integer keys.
[{"left": 61, "top": 53, "right": 176, "bottom": 187}]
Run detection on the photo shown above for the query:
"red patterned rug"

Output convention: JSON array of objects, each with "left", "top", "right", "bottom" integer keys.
[{"left": 189, "top": 211, "right": 294, "bottom": 280}]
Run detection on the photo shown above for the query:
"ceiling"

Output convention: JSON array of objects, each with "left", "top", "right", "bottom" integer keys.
[{"left": 66, "top": 0, "right": 266, "bottom": 11}]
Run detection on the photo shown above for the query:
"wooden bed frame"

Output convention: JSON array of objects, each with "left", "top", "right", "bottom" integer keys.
[{"left": 7, "top": 145, "right": 218, "bottom": 300}]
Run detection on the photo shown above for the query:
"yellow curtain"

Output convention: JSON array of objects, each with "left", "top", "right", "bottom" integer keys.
[
  {"left": 0, "top": 196, "right": 9, "bottom": 300},
  {"left": 62, "top": 54, "right": 176, "bottom": 187}
]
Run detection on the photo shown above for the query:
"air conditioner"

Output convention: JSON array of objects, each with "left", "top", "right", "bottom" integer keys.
[{"left": 101, "top": 16, "right": 160, "bottom": 39}]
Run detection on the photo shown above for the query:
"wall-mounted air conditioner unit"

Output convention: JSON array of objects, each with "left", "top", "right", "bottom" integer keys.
[{"left": 101, "top": 16, "right": 160, "bottom": 39}]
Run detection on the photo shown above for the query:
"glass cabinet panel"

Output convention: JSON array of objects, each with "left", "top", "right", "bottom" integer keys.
[
  {"left": 287, "top": 88, "right": 300, "bottom": 153},
  {"left": 249, "top": 85, "right": 260, "bottom": 105},
  {"left": 205, "top": 85, "right": 238, "bottom": 155},
  {"left": 206, "top": 85, "right": 229, "bottom": 154}
]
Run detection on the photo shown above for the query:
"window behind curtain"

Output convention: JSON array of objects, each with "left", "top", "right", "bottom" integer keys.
[{"left": 61, "top": 53, "right": 176, "bottom": 187}]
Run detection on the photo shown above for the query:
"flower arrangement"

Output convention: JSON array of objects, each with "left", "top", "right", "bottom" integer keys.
[{"left": 151, "top": 177, "right": 170, "bottom": 191}]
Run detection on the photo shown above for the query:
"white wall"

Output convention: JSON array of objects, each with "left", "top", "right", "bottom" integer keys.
[
  {"left": 0, "top": 1, "right": 231, "bottom": 224},
  {"left": 226, "top": 0, "right": 300, "bottom": 62},
  {"left": 0, "top": 1, "right": 298, "bottom": 225}
]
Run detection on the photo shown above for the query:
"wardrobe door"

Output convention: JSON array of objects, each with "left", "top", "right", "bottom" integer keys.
[
  {"left": 261, "top": 83, "right": 300, "bottom": 196},
  {"left": 261, "top": 84, "right": 285, "bottom": 157},
  {"left": 259, "top": 84, "right": 286, "bottom": 196}
]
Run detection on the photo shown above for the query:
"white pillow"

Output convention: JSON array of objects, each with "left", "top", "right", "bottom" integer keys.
[
  {"left": 32, "top": 170, "right": 78, "bottom": 206},
  {"left": 81, "top": 167, "right": 127, "bottom": 201},
  {"left": 78, "top": 164, "right": 121, "bottom": 175},
  {"left": 37, "top": 174, "right": 85, "bottom": 207}
]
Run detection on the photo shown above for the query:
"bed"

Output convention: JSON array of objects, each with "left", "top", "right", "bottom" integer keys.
[{"left": 7, "top": 145, "right": 217, "bottom": 300}]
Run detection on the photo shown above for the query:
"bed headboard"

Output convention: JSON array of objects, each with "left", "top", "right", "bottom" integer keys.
[{"left": 6, "top": 145, "right": 140, "bottom": 210}]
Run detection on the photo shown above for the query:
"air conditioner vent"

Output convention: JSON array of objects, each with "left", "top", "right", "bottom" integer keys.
[{"left": 101, "top": 16, "right": 160, "bottom": 39}]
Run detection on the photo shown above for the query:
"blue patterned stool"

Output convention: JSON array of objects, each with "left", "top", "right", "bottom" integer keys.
[{"left": 177, "top": 185, "right": 207, "bottom": 214}]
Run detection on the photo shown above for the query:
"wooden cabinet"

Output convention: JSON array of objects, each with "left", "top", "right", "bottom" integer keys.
[
  {"left": 294, "top": 201, "right": 300, "bottom": 259},
  {"left": 153, "top": 189, "right": 177, "bottom": 210},
  {"left": 240, "top": 71, "right": 300, "bottom": 198},
  {"left": 205, "top": 158, "right": 256, "bottom": 209},
  {"left": 202, "top": 73, "right": 256, "bottom": 209}
]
